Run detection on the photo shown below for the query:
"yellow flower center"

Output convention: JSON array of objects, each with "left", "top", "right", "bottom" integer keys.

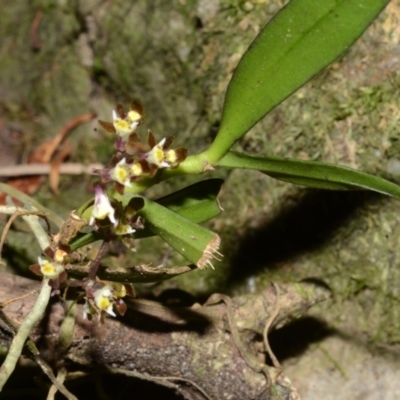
[
  {"left": 97, "top": 295, "right": 112, "bottom": 311},
  {"left": 113, "top": 119, "right": 132, "bottom": 135},
  {"left": 41, "top": 261, "right": 55, "bottom": 276},
  {"left": 112, "top": 283, "right": 127, "bottom": 298},
  {"left": 39, "top": 259, "right": 64, "bottom": 279},
  {"left": 147, "top": 146, "right": 165, "bottom": 166},
  {"left": 130, "top": 162, "right": 143, "bottom": 176},
  {"left": 165, "top": 150, "right": 178, "bottom": 163},
  {"left": 115, "top": 166, "right": 129, "bottom": 182},
  {"left": 128, "top": 110, "right": 141, "bottom": 123}
]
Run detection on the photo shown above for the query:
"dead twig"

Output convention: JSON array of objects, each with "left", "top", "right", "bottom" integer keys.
[
  {"left": 0, "top": 207, "right": 50, "bottom": 265},
  {"left": 0, "top": 112, "right": 96, "bottom": 205},
  {"left": 30, "top": 10, "right": 43, "bottom": 51},
  {"left": 0, "top": 163, "right": 103, "bottom": 177}
]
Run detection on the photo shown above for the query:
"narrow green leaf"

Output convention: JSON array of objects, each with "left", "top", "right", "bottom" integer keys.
[
  {"left": 134, "top": 179, "right": 224, "bottom": 239},
  {"left": 205, "top": 0, "right": 389, "bottom": 162},
  {"left": 218, "top": 151, "right": 400, "bottom": 199},
  {"left": 69, "top": 231, "right": 102, "bottom": 252},
  {"left": 156, "top": 179, "right": 223, "bottom": 219},
  {"left": 69, "top": 180, "right": 224, "bottom": 250},
  {"left": 0, "top": 182, "right": 64, "bottom": 228},
  {"left": 138, "top": 198, "right": 221, "bottom": 269}
]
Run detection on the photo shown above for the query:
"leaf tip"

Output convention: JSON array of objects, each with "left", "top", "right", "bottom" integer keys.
[{"left": 197, "top": 235, "right": 223, "bottom": 269}]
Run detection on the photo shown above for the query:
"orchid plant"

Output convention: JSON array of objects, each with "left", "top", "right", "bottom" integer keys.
[{"left": 2, "top": 0, "right": 397, "bottom": 323}]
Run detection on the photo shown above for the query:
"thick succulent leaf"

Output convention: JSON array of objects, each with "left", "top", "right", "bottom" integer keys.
[
  {"left": 137, "top": 198, "right": 221, "bottom": 269},
  {"left": 134, "top": 179, "right": 223, "bottom": 239},
  {"left": 205, "top": 0, "right": 389, "bottom": 162},
  {"left": 218, "top": 151, "right": 400, "bottom": 198}
]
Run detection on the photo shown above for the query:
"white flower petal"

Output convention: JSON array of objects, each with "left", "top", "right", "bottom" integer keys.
[{"left": 91, "top": 186, "right": 117, "bottom": 226}]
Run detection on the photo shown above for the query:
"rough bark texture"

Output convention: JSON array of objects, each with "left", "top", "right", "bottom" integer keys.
[{"left": 0, "top": 272, "right": 330, "bottom": 399}]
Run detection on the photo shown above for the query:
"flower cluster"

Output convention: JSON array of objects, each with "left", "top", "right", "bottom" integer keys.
[
  {"left": 97, "top": 101, "right": 188, "bottom": 194},
  {"left": 30, "top": 100, "right": 188, "bottom": 321},
  {"left": 88, "top": 100, "right": 187, "bottom": 250},
  {"left": 89, "top": 185, "right": 143, "bottom": 251},
  {"left": 83, "top": 281, "right": 133, "bottom": 322}
]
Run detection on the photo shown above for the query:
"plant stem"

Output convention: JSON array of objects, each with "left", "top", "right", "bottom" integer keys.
[{"left": 123, "top": 153, "right": 212, "bottom": 195}]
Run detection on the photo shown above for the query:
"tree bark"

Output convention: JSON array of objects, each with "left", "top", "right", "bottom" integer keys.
[{"left": 0, "top": 272, "right": 329, "bottom": 400}]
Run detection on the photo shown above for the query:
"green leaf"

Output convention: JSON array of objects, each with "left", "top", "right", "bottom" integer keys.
[
  {"left": 155, "top": 178, "right": 223, "bottom": 221},
  {"left": 69, "top": 231, "right": 102, "bottom": 252},
  {"left": 205, "top": 0, "right": 389, "bottom": 162},
  {"left": 0, "top": 182, "right": 64, "bottom": 228},
  {"left": 134, "top": 179, "right": 224, "bottom": 239},
  {"left": 68, "top": 180, "right": 224, "bottom": 250},
  {"left": 218, "top": 151, "right": 400, "bottom": 198},
  {"left": 137, "top": 198, "right": 221, "bottom": 269}
]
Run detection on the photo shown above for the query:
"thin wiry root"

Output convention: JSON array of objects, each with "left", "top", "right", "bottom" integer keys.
[
  {"left": 0, "top": 207, "right": 50, "bottom": 264},
  {"left": 263, "top": 282, "right": 282, "bottom": 373},
  {"left": 108, "top": 367, "right": 212, "bottom": 400},
  {"left": 0, "top": 290, "right": 37, "bottom": 308},
  {"left": 154, "top": 376, "right": 212, "bottom": 400}
]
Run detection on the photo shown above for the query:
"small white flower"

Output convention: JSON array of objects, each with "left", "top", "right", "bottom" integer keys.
[
  {"left": 110, "top": 158, "right": 132, "bottom": 187},
  {"left": 144, "top": 138, "right": 170, "bottom": 168},
  {"left": 94, "top": 287, "right": 116, "bottom": 317},
  {"left": 112, "top": 110, "right": 138, "bottom": 139},
  {"left": 90, "top": 185, "right": 117, "bottom": 226},
  {"left": 38, "top": 256, "right": 64, "bottom": 279}
]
